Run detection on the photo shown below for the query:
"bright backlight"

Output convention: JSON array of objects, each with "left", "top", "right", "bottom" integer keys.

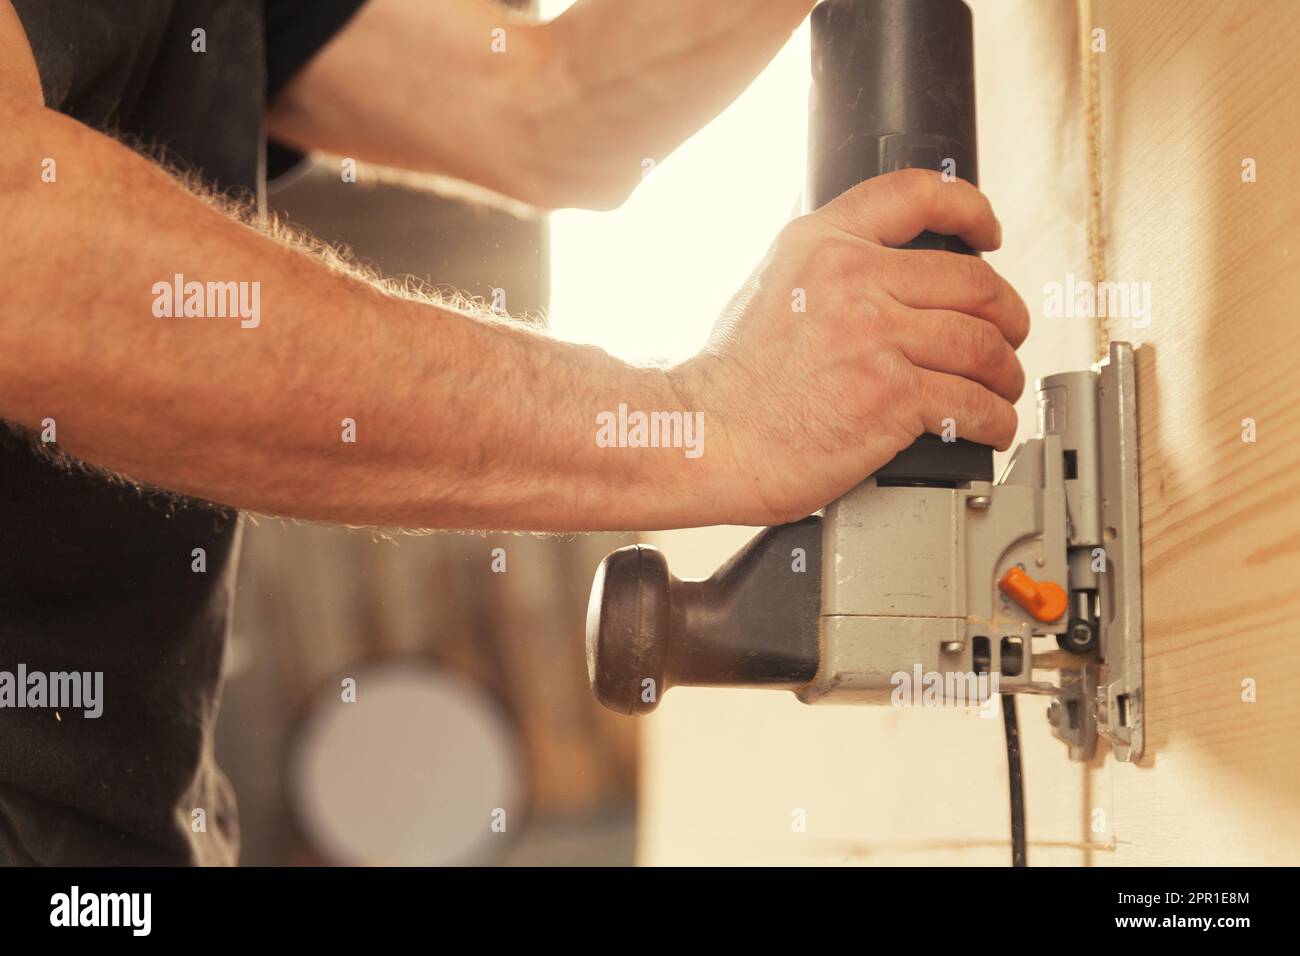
[{"left": 543, "top": 9, "right": 811, "bottom": 363}]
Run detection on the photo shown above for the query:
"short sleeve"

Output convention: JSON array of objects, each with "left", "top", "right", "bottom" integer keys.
[
  {"left": 264, "top": 0, "right": 368, "bottom": 104},
  {"left": 264, "top": 0, "right": 368, "bottom": 179},
  {"left": 10, "top": 0, "right": 173, "bottom": 121}
]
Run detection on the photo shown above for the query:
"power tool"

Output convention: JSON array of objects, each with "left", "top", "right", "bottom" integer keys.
[{"left": 585, "top": 0, "right": 1144, "bottom": 768}]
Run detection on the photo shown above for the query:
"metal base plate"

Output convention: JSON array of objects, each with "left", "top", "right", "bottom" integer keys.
[{"left": 1048, "top": 342, "right": 1145, "bottom": 762}]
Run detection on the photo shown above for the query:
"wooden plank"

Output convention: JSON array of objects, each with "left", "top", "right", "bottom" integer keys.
[{"left": 1094, "top": 0, "right": 1300, "bottom": 864}]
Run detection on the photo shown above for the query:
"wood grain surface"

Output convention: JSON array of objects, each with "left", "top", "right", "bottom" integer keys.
[{"left": 1094, "top": 0, "right": 1300, "bottom": 864}]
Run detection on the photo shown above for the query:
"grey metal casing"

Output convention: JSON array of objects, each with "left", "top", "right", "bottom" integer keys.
[
  {"left": 799, "top": 344, "right": 1145, "bottom": 763},
  {"left": 801, "top": 439, "right": 1069, "bottom": 705}
]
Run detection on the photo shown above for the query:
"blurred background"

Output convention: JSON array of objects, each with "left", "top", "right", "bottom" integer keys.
[{"left": 212, "top": 1, "right": 811, "bottom": 866}]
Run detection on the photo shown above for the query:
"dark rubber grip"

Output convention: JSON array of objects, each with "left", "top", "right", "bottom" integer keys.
[
  {"left": 586, "top": 520, "right": 822, "bottom": 714},
  {"left": 809, "top": 0, "right": 991, "bottom": 484}
]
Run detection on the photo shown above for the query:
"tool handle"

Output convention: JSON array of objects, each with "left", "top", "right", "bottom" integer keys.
[{"left": 586, "top": 520, "right": 822, "bottom": 714}]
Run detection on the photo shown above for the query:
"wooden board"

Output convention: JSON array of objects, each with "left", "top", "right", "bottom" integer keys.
[
  {"left": 1094, "top": 0, "right": 1300, "bottom": 865},
  {"left": 637, "top": 0, "right": 1300, "bottom": 866}
]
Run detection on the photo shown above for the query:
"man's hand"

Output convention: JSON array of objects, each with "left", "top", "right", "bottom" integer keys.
[{"left": 674, "top": 169, "right": 1030, "bottom": 526}]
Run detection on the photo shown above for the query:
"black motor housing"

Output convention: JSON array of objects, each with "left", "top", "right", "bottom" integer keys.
[{"left": 809, "top": 0, "right": 989, "bottom": 484}]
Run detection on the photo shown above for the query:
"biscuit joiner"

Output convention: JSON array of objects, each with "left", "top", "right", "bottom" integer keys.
[{"left": 586, "top": 0, "right": 1144, "bottom": 763}]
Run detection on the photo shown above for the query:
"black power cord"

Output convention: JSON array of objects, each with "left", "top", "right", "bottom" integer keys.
[{"left": 1001, "top": 693, "right": 1027, "bottom": 866}]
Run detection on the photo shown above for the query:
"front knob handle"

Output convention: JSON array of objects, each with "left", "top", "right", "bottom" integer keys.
[
  {"left": 585, "top": 519, "right": 823, "bottom": 715},
  {"left": 585, "top": 545, "right": 674, "bottom": 715}
]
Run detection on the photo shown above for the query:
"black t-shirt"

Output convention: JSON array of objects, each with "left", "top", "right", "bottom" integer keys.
[{"left": 0, "top": 0, "right": 365, "bottom": 865}]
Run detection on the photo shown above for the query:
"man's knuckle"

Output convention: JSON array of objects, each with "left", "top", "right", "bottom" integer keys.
[
  {"left": 965, "top": 384, "right": 995, "bottom": 427},
  {"left": 858, "top": 342, "right": 906, "bottom": 393},
  {"left": 1009, "top": 355, "right": 1027, "bottom": 396},
  {"left": 816, "top": 239, "right": 867, "bottom": 284},
  {"left": 1012, "top": 299, "right": 1032, "bottom": 344},
  {"left": 963, "top": 257, "right": 997, "bottom": 303},
  {"left": 862, "top": 297, "right": 902, "bottom": 333},
  {"left": 995, "top": 404, "right": 1017, "bottom": 445},
  {"left": 974, "top": 320, "right": 1004, "bottom": 364},
  {"left": 899, "top": 166, "right": 936, "bottom": 193},
  {"left": 776, "top": 215, "right": 816, "bottom": 251},
  {"left": 880, "top": 167, "right": 922, "bottom": 206}
]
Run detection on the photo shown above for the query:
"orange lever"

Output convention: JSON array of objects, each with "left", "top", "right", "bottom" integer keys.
[{"left": 998, "top": 566, "right": 1068, "bottom": 623}]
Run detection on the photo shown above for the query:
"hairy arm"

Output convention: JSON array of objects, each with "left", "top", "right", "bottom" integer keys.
[
  {"left": 0, "top": 4, "right": 726, "bottom": 533},
  {"left": 1, "top": 2, "right": 1029, "bottom": 536},
  {"left": 266, "top": 0, "right": 817, "bottom": 209}
]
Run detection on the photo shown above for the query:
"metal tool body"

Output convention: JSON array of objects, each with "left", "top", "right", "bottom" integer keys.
[{"left": 587, "top": 346, "right": 1144, "bottom": 761}]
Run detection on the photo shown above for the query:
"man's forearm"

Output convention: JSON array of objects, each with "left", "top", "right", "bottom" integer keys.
[
  {"left": 0, "top": 104, "right": 719, "bottom": 532},
  {"left": 534, "top": 0, "right": 817, "bottom": 207},
  {"left": 266, "top": 0, "right": 816, "bottom": 210}
]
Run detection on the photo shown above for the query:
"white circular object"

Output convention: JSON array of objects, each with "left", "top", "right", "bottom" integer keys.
[{"left": 287, "top": 662, "right": 526, "bottom": 866}]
